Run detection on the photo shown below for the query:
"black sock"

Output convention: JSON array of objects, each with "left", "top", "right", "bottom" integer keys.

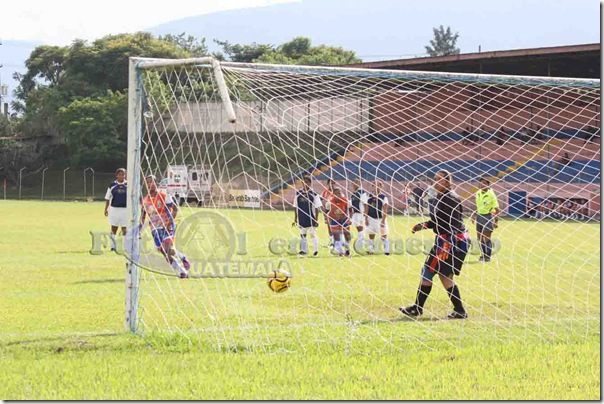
[
  {"left": 446, "top": 285, "right": 465, "bottom": 314},
  {"left": 485, "top": 239, "right": 492, "bottom": 259},
  {"left": 480, "top": 239, "right": 486, "bottom": 257},
  {"left": 415, "top": 284, "right": 432, "bottom": 309}
]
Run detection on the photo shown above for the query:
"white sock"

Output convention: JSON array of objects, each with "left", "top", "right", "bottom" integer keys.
[
  {"left": 300, "top": 236, "right": 308, "bottom": 253},
  {"left": 383, "top": 239, "right": 390, "bottom": 254},
  {"left": 312, "top": 236, "right": 319, "bottom": 253},
  {"left": 334, "top": 235, "right": 343, "bottom": 253},
  {"left": 171, "top": 258, "right": 186, "bottom": 275},
  {"left": 109, "top": 233, "right": 116, "bottom": 249},
  {"left": 174, "top": 249, "right": 188, "bottom": 261},
  {"left": 368, "top": 239, "right": 375, "bottom": 252},
  {"left": 357, "top": 230, "right": 365, "bottom": 247},
  {"left": 330, "top": 235, "right": 334, "bottom": 245}
]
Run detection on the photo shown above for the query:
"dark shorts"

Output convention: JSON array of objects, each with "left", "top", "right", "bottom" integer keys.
[
  {"left": 329, "top": 217, "right": 350, "bottom": 232},
  {"left": 476, "top": 213, "right": 495, "bottom": 233},
  {"left": 420, "top": 235, "right": 469, "bottom": 282},
  {"left": 152, "top": 228, "right": 174, "bottom": 248}
]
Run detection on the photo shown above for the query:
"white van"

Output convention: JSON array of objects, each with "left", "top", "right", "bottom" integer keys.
[{"left": 159, "top": 165, "right": 212, "bottom": 205}]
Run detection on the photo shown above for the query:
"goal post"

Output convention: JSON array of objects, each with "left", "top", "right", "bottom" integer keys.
[
  {"left": 125, "top": 57, "right": 238, "bottom": 332},
  {"left": 125, "top": 56, "right": 600, "bottom": 350},
  {"left": 125, "top": 57, "right": 142, "bottom": 333}
]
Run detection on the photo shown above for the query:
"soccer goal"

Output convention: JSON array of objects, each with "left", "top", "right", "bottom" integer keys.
[{"left": 125, "top": 56, "right": 600, "bottom": 352}]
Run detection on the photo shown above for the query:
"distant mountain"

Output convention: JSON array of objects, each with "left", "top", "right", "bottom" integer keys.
[
  {"left": 149, "top": 0, "right": 599, "bottom": 61},
  {"left": 1, "top": 0, "right": 599, "bottom": 108}
]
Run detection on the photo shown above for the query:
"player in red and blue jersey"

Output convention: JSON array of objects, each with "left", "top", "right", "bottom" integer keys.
[
  {"left": 321, "top": 179, "right": 336, "bottom": 247},
  {"left": 140, "top": 175, "right": 190, "bottom": 278},
  {"left": 326, "top": 187, "right": 351, "bottom": 256}
]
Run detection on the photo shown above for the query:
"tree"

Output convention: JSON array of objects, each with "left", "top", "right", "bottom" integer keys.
[
  {"left": 58, "top": 91, "right": 127, "bottom": 169},
  {"left": 255, "top": 37, "right": 361, "bottom": 66},
  {"left": 215, "top": 37, "right": 361, "bottom": 66},
  {"left": 214, "top": 39, "right": 274, "bottom": 63},
  {"left": 425, "top": 25, "right": 460, "bottom": 57},
  {"left": 0, "top": 114, "right": 17, "bottom": 137},
  {"left": 0, "top": 139, "right": 43, "bottom": 184},
  {"left": 13, "top": 32, "right": 203, "bottom": 168},
  {"left": 159, "top": 32, "right": 208, "bottom": 57}
]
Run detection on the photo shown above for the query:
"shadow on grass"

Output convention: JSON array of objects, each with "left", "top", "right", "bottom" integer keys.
[
  {"left": 74, "top": 279, "right": 123, "bottom": 284},
  {"left": 3, "top": 331, "right": 122, "bottom": 347},
  {"left": 464, "top": 260, "right": 492, "bottom": 266},
  {"left": 352, "top": 315, "right": 442, "bottom": 326}
]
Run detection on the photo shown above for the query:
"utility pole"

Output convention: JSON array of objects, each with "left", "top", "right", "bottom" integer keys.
[{"left": 0, "top": 39, "right": 5, "bottom": 117}]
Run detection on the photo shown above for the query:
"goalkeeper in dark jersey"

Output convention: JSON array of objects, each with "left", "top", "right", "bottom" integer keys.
[{"left": 400, "top": 170, "right": 470, "bottom": 320}]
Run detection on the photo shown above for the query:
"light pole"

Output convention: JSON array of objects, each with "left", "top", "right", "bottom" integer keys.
[
  {"left": 41, "top": 167, "right": 49, "bottom": 200},
  {"left": 0, "top": 39, "right": 4, "bottom": 116},
  {"left": 90, "top": 167, "right": 95, "bottom": 200},
  {"left": 0, "top": 166, "right": 4, "bottom": 200},
  {"left": 18, "top": 167, "right": 25, "bottom": 200},
  {"left": 63, "top": 167, "right": 70, "bottom": 200},
  {"left": 0, "top": 40, "right": 6, "bottom": 118},
  {"left": 84, "top": 167, "right": 94, "bottom": 199}
]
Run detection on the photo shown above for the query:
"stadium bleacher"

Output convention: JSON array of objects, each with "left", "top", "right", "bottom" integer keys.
[{"left": 267, "top": 127, "right": 600, "bottom": 215}]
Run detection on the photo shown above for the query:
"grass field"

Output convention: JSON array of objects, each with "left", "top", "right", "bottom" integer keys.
[{"left": 0, "top": 200, "right": 600, "bottom": 400}]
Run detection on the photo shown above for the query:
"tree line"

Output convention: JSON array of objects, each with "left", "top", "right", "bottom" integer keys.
[{"left": 0, "top": 27, "right": 459, "bottom": 176}]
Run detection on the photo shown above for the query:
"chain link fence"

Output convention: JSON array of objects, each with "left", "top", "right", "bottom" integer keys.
[{"left": 0, "top": 167, "right": 116, "bottom": 201}]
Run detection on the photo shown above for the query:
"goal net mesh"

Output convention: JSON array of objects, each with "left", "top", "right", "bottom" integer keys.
[{"left": 127, "top": 59, "right": 600, "bottom": 352}]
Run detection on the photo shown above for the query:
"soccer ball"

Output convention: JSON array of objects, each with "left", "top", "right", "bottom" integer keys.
[{"left": 267, "top": 269, "right": 291, "bottom": 293}]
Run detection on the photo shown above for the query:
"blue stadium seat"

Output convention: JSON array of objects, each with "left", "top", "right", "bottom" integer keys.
[{"left": 316, "top": 158, "right": 598, "bottom": 184}]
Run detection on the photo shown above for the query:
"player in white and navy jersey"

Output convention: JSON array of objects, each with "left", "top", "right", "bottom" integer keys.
[
  {"left": 292, "top": 176, "right": 322, "bottom": 256},
  {"left": 364, "top": 180, "right": 390, "bottom": 255},
  {"left": 349, "top": 179, "right": 368, "bottom": 250},
  {"left": 104, "top": 168, "right": 127, "bottom": 251}
]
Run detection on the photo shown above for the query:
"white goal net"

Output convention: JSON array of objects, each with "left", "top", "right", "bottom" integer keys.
[{"left": 125, "top": 57, "right": 600, "bottom": 352}]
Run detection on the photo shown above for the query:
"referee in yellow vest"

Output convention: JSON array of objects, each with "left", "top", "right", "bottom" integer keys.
[{"left": 471, "top": 176, "right": 500, "bottom": 262}]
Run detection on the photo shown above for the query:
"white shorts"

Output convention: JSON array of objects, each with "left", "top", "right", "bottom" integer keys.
[
  {"left": 366, "top": 217, "right": 388, "bottom": 236},
  {"left": 351, "top": 213, "right": 365, "bottom": 228},
  {"left": 108, "top": 206, "right": 128, "bottom": 227},
  {"left": 299, "top": 227, "right": 317, "bottom": 237}
]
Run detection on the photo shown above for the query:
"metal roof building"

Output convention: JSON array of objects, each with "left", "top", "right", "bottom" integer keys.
[{"left": 346, "top": 43, "right": 600, "bottom": 79}]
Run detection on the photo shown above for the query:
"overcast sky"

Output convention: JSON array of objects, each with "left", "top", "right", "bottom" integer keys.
[{"left": 1, "top": 0, "right": 298, "bottom": 44}]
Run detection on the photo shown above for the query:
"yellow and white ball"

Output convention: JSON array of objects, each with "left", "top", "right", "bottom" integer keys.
[{"left": 267, "top": 269, "right": 292, "bottom": 293}]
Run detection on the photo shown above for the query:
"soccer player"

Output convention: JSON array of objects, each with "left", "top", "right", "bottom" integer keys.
[
  {"left": 400, "top": 170, "right": 470, "bottom": 320},
  {"left": 400, "top": 187, "right": 410, "bottom": 216},
  {"left": 326, "top": 186, "right": 351, "bottom": 256},
  {"left": 104, "top": 168, "right": 127, "bottom": 251},
  {"left": 321, "top": 179, "right": 336, "bottom": 247},
  {"left": 470, "top": 176, "right": 499, "bottom": 262},
  {"left": 349, "top": 179, "right": 369, "bottom": 249},
  {"left": 292, "top": 176, "right": 322, "bottom": 256},
  {"left": 364, "top": 180, "right": 390, "bottom": 255},
  {"left": 140, "top": 175, "right": 190, "bottom": 278},
  {"left": 424, "top": 184, "right": 438, "bottom": 214}
]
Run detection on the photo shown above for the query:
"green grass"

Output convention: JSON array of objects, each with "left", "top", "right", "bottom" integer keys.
[{"left": 0, "top": 200, "right": 599, "bottom": 399}]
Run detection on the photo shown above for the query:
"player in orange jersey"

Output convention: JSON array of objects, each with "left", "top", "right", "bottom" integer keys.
[
  {"left": 140, "top": 175, "right": 190, "bottom": 278},
  {"left": 321, "top": 179, "right": 336, "bottom": 247},
  {"left": 326, "top": 186, "right": 351, "bottom": 257}
]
